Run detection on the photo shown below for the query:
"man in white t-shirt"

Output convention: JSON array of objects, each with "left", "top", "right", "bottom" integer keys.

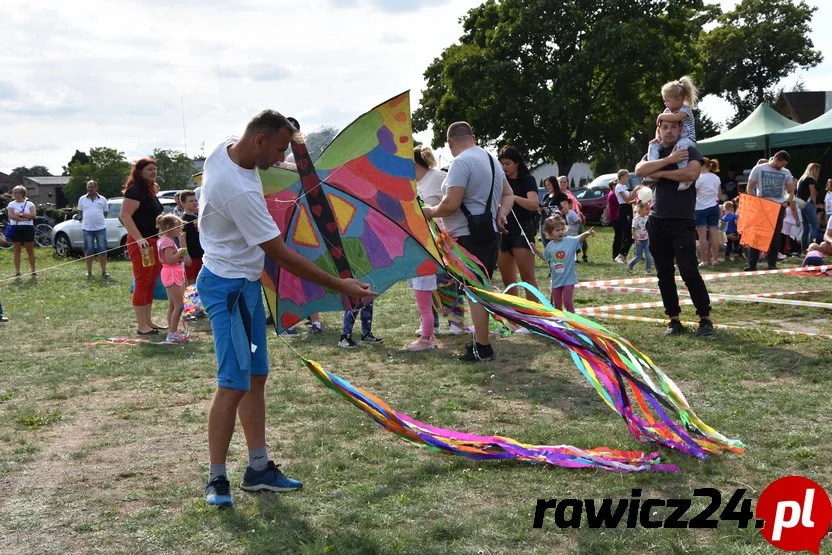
[
  {"left": 197, "top": 110, "right": 376, "bottom": 508},
  {"left": 744, "top": 150, "right": 796, "bottom": 271},
  {"left": 77, "top": 180, "right": 109, "bottom": 278}
]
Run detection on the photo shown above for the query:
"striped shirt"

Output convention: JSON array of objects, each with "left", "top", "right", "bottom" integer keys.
[{"left": 664, "top": 105, "right": 696, "bottom": 142}]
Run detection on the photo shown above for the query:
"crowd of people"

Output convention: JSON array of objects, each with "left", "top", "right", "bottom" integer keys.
[{"left": 3, "top": 76, "right": 832, "bottom": 508}]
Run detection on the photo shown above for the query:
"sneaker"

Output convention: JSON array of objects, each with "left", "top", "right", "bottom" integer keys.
[
  {"left": 279, "top": 327, "right": 298, "bottom": 337},
  {"left": 405, "top": 336, "right": 437, "bottom": 351},
  {"left": 0, "top": 314, "right": 8, "bottom": 323},
  {"left": 458, "top": 342, "right": 495, "bottom": 362},
  {"left": 582, "top": 256, "right": 588, "bottom": 263},
  {"left": 768, "top": 264, "right": 777, "bottom": 270},
  {"left": 241, "top": 461, "right": 303, "bottom": 492},
  {"left": 338, "top": 334, "right": 357, "bottom": 348},
  {"left": 614, "top": 255, "right": 626, "bottom": 264},
  {"left": 265, "top": 314, "right": 274, "bottom": 326},
  {"left": 695, "top": 318, "right": 714, "bottom": 337},
  {"left": 205, "top": 476, "right": 233, "bottom": 507},
  {"left": 627, "top": 265, "right": 634, "bottom": 274},
  {"left": 743, "top": 266, "right": 756, "bottom": 272},
  {"left": 166, "top": 331, "right": 187, "bottom": 343},
  {"left": 777, "top": 253, "right": 786, "bottom": 260},
  {"left": 361, "top": 332, "right": 383, "bottom": 344},
  {"left": 308, "top": 322, "right": 322, "bottom": 334},
  {"left": 101, "top": 272, "right": 110, "bottom": 279},
  {"left": 414, "top": 326, "right": 440, "bottom": 337},
  {"left": 514, "top": 327, "right": 531, "bottom": 335},
  {"left": 86, "top": 272, "right": 93, "bottom": 279},
  {"left": 447, "top": 324, "right": 465, "bottom": 335},
  {"left": 663, "top": 320, "right": 684, "bottom": 336}
]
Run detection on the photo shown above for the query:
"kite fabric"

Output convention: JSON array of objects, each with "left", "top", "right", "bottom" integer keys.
[
  {"left": 737, "top": 194, "right": 782, "bottom": 251},
  {"left": 258, "top": 92, "right": 443, "bottom": 333},
  {"left": 301, "top": 357, "right": 676, "bottom": 472}
]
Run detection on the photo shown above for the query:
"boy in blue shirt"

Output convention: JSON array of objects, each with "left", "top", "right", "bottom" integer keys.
[{"left": 721, "top": 201, "right": 742, "bottom": 261}]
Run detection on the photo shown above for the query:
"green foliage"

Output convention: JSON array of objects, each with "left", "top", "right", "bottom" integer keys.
[
  {"left": 62, "top": 150, "right": 89, "bottom": 176},
  {"left": 65, "top": 147, "right": 131, "bottom": 204},
  {"left": 152, "top": 148, "right": 196, "bottom": 191},
  {"left": 10, "top": 166, "right": 51, "bottom": 180},
  {"left": 700, "top": 0, "right": 822, "bottom": 127},
  {"left": 413, "top": 0, "right": 712, "bottom": 175},
  {"left": 16, "top": 410, "right": 62, "bottom": 430}
]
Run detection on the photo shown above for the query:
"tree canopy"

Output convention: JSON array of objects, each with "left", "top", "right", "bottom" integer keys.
[
  {"left": 152, "top": 148, "right": 196, "bottom": 191},
  {"left": 65, "top": 147, "right": 131, "bottom": 204},
  {"left": 700, "top": 0, "right": 822, "bottom": 127},
  {"left": 414, "top": 0, "right": 711, "bottom": 176},
  {"left": 10, "top": 166, "right": 52, "bottom": 180}
]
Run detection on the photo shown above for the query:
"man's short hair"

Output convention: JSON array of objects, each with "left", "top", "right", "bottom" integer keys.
[
  {"left": 773, "top": 150, "right": 790, "bottom": 162},
  {"left": 86, "top": 180, "right": 97, "bottom": 187},
  {"left": 246, "top": 110, "right": 295, "bottom": 136},
  {"left": 287, "top": 117, "right": 300, "bottom": 131},
  {"left": 446, "top": 121, "right": 474, "bottom": 141}
]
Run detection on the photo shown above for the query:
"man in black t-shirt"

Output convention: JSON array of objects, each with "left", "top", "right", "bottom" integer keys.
[{"left": 635, "top": 119, "right": 713, "bottom": 337}]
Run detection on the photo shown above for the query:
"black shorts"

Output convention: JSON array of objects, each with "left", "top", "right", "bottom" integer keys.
[
  {"left": 457, "top": 234, "right": 501, "bottom": 280},
  {"left": 500, "top": 225, "right": 537, "bottom": 253},
  {"left": 11, "top": 225, "right": 34, "bottom": 243}
]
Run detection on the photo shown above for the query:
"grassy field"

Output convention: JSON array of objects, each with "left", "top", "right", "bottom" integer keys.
[{"left": 0, "top": 228, "right": 830, "bottom": 555}]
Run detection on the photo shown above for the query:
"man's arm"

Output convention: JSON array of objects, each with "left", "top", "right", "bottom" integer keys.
[
  {"left": 260, "top": 235, "right": 377, "bottom": 298},
  {"left": 635, "top": 148, "right": 689, "bottom": 178},
  {"left": 423, "top": 187, "right": 464, "bottom": 219},
  {"left": 747, "top": 179, "right": 758, "bottom": 197},
  {"left": 652, "top": 160, "right": 702, "bottom": 183}
]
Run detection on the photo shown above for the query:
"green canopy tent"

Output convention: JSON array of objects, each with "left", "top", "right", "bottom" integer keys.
[
  {"left": 698, "top": 104, "right": 799, "bottom": 157},
  {"left": 770, "top": 109, "right": 832, "bottom": 148}
]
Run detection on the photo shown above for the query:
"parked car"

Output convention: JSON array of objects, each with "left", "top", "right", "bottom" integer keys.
[
  {"left": 585, "top": 172, "right": 642, "bottom": 191},
  {"left": 52, "top": 197, "right": 176, "bottom": 258},
  {"left": 157, "top": 189, "right": 182, "bottom": 199},
  {"left": 571, "top": 186, "right": 610, "bottom": 224}
]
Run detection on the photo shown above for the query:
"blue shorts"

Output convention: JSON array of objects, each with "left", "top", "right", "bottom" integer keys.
[
  {"left": 695, "top": 205, "right": 720, "bottom": 228},
  {"left": 196, "top": 267, "right": 268, "bottom": 391},
  {"left": 83, "top": 229, "right": 108, "bottom": 255}
]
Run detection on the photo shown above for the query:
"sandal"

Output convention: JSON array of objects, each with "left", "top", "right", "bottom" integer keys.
[
  {"left": 151, "top": 324, "right": 168, "bottom": 330},
  {"left": 137, "top": 328, "right": 159, "bottom": 335}
]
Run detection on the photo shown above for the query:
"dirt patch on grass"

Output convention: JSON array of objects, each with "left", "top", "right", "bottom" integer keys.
[{"left": 0, "top": 387, "right": 208, "bottom": 554}]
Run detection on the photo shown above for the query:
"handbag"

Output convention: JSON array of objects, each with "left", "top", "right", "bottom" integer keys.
[
  {"left": 458, "top": 153, "right": 497, "bottom": 245},
  {"left": 3, "top": 225, "right": 15, "bottom": 241}
]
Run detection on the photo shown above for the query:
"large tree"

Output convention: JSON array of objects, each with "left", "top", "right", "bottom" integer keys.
[
  {"left": 10, "top": 166, "right": 52, "bottom": 180},
  {"left": 62, "top": 150, "right": 89, "bottom": 176},
  {"left": 699, "top": 0, "right": 822, "bottom": 127},
  {"left": 152, "top": 148, "right": 196, "bottom": 191},
  {"left": 65, "top": 147, "right": 131, "bottom": 204},
  {"left": 413, "top": 0, "right": 714, "bottom": 176}
]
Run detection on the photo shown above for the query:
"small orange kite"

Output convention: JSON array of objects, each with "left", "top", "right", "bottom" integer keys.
[{"left": 736, "top": 194, "right": 782, "bottom": 252}]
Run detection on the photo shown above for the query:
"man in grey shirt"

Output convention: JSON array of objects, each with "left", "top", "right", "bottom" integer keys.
[
  {"left": 423, "top": 121, "right": 513, "bottom": 362},
  {"left": 744, "top": 150, "right": 795, "bottom": 271}
]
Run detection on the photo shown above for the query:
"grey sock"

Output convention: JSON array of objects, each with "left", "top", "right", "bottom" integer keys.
[
  {"left": 248, "top": 445, "right": 269, "bottom": 471},
  {"left": 209, "top": 463, "right": 227, "bottom": 482}
]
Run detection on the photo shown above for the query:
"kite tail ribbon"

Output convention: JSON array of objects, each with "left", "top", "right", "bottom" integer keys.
[{"left": 301, "top": 358, "right": 677, "bottom": 472}]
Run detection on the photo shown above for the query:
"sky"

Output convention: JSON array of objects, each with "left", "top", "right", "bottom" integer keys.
[{"left": 1, "top": 0, "right": 830, "bottom": 175}]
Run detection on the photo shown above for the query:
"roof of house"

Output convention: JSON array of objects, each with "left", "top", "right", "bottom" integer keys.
[
  {"left": 778, "top": 91, "right": 831, "bottom": 124},
  {"left": 23, "top": 176, "right": 70, "bottom": 186},
  {"left": 0, "top": 172, "right": 15, "bottom": 184}
]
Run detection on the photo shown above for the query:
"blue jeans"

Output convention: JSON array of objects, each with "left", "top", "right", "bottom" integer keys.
[
  {"left": 628, "top": 239, "right": 652, "bottom": 272},
  {"left": 83, "top": 228, "right": 108, "bottom": 255},
  {"left": 342, "top": 302, "right": 373, "bottom": 337},
  {"left": 801, "top": 202, "right": 820, "bottom": 249}
]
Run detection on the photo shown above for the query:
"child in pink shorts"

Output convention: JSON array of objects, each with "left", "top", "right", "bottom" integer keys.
[{"left": 156, "top": 214, "right": 188, "bottom": 343}]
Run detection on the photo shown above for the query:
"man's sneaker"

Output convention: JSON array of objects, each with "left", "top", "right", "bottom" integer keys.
[
  {"left": 361, "top": 332, "right": 383, "bottom": 344},
  {"left": 338, "top": 334, "right": 357, "bottom": 348},
  {"left": 627, "top": 265, "right": 634, "bottom": 274},
  {"left": 279, "top": 327, "right": 298, "bottom": 337},
  {"left": 241, "top": 461, "right": 303, "bottom": 492},
  {"left": 205, "top": 475, "right": 233, "bottom": 507},
  {"left": 458, "top": 342, "right": 495, "bottom": 362},
  {"left": 743, "top": 265, "right": 756, "bottom": 272},
  {"left": 777, "top": 252, "right": 786, "bottom": 260},
  {"left": 767, "top": 264, "right": 777, "bottom": 270},
  {"left": 695, "top": 318, "right": 715, "bottom": 337},
  {"left": 405, "top": 336, "right": 437, "bottom": 351},
  {"left": 447, "top": 323, "right": 465, "bottom": 335},
  {"left": 614, "top": 255, "right": 626, "bottom": 264},
  {"left": 308, "top": 322, "right": 322, "bottom": 334},
  {"left": 664, "top": 320, "right": 684, "bottom": 336}
]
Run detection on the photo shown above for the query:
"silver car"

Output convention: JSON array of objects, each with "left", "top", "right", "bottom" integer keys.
[{"left": 52, "top": 197, "right": 175, "bottom": 258}]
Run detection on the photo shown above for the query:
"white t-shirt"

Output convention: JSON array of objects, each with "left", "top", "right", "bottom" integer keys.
[
  {"left": 199, "top": 138, "right": 281, "bottom": 281},
  {"left": 825, "top": 191, "right": 832, "bottom": 218},
  {"left": 614, "top": 182, "right": 629, "bottom": 205},
  {"left": 441, "top": 146, "right": 504, "bottom": 238},
  {"left": 7, "top": 200, "right": 34, "bottom": 226},
  {"left": 694, "top": 172, "right": 721, "bottom": 211},
  {"left": 77, "top": 194, "right": 108, "bottom": 231},
  {"left": 418, "top": 168, "right": 445, "bottom": 207}
]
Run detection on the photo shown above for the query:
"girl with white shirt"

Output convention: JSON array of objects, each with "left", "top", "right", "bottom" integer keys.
[
  {"left": 5, "top": 185, "right": 37, "bottom": 278},
  {"left": 695, "top": 158, "right": 722, "bottom": 265}
]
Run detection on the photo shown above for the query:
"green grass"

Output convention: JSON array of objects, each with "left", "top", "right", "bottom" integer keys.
[{"left": 1, "top": 230, "right": 831, "bottom": 554}]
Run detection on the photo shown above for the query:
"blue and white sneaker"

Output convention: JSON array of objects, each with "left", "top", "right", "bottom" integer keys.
[
  {"left": 205, "top": 475, "right": 233, "bottom": 507},
  {"left": 240, "top": 461, "right": 303, "bottom": 492}
]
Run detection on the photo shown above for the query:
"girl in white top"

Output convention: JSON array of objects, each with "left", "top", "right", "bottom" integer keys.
[
  {"left": 5, "top": 185, "right": 37, "bottom": 277},
  {"left": 695, "top": 158, "right": 722, "bottom": 266},
  {"left": 406, "top": 146, "right": 446, "bottom": 351}
]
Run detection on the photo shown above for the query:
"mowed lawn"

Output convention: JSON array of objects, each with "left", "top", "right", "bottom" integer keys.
[{"left": 0, "top": 227, "right": 830, "bottom": 555}]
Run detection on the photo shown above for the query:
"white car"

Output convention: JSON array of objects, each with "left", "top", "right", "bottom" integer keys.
[{"left": 52, "top": 197, "right": 176, "bottom": 258}]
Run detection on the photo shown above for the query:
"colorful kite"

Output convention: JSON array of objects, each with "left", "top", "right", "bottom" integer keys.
[
  {"left": 737, "top": 193, "right": 782, "bottom": 251},
  {"left": 258, "top": 93, "right": 443, "bottom": 332}
]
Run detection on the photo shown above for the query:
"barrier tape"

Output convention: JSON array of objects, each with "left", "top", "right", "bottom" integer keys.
[
  {"left": 576, "top": 265, "right": 830, "bottom": 289},
  {"left": 575, "top": 290, "right": 822, "bottom": 315},
  {"left": 591, "top": 313, "right": 832, "bottom": 340}
]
